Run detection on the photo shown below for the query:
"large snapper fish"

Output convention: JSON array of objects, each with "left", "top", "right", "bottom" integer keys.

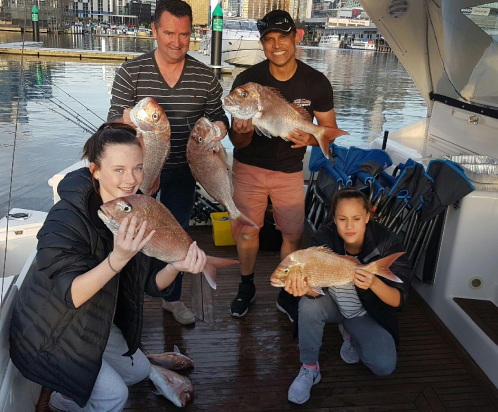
[
  {"left": 146, "top": 345, "right": 194, "bottom": 370},
  {"left": 270, "top": 246, "right": 404, "bottom": 294},
  {"left": 223, "top": 82, "right": 348, "bottom": 159},
  {"left": 149, "top": 365, "right": 193, "bottom": 408},
  {"left": 187, "top": 117, "right": 258, "bottom": 242},
  {"left": 130, "top": 97, "right": 171, "bottom": 195},
  {"left": 98, "top": 194, "right": 239, "bottom": 289}
]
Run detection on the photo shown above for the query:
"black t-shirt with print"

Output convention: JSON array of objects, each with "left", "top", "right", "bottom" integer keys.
[{"left": 230, "top": 59, "right": 334, "bottom": 173}]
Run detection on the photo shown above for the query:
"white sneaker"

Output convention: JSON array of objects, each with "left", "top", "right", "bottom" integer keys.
[
  {"left": 288, "top": 363, "right": 321, "bottom": 404},
  {"left": 49, "top": 392, "right": 83, "bottom": 412},
  {"left": 338, "top": 323, "right": 360, "bottom": 364}
]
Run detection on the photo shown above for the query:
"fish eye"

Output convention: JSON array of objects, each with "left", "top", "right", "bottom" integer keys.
[
  {"left": 198, "top": 137, "right": 203, "bottom": 142},
  {"left": 152, "top": 113, "right": 158, "bottom": 120},
  {"left": 117, "top": 201, "right": 132, "bottom": 213},
  {"left": 239, "top": 91, "right": 248, "bottom": 98},
  {"left": 183, "top": 389, "right": 190, "bottom": 394},
  {"left": 181, "top": 361, "right": 186, "bottom": 365},
  {"left": 284, "top": 268, "right": 289, "bottom": 273}
]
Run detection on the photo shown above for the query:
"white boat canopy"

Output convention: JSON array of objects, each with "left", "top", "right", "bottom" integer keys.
[{"left": 360, "top": 0, "right": 498, "bottom": 113}]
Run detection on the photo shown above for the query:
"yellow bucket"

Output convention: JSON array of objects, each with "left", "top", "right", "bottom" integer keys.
[{"left": 210, "top": 212, "right": 236, "bottom": 246}]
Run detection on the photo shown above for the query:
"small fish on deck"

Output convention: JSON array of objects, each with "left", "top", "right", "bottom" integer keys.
[
  {"left": 149, "top": 365, "right": 194, "bottom": 408},
  {"left": 270, "top": 246, "right": 404, "bottom": 295},
  {"left": 98, "top": 194, "right": 239, "bottom": 289},
  {"left": 223, "top": 82, "right": 348, "bottom": 158},
  {"left": 146, "top": 345, "right": 194, "bottom": 370}
]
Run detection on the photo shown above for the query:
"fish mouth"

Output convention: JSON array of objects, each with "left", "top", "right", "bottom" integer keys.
[
  {"left": 271, "top": 280, "right": 285, "bottom": 287},
  {"left": 97, "top": 208, "right": 120, "bottom": 235}
]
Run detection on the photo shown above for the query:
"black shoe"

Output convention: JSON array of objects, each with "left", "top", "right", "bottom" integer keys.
[
  {"left": 276, "top": 289, "right": 300, "bottom": 323},
  {"left": 230, "top": 282, "right": 256, "bottom": 317}
]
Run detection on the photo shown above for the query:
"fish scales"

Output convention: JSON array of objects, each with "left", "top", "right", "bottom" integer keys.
[
  {"left": 224, "top": 82, "right": 348, "bottom": 158},
  {"left": 270, "top": 246, "right": 404, "bottom": 291},
  {"left": 130, "top": 97, "right": 171, "bottom": 196},
  {"left": 98, "top": 194, "right": 239, "bottom": 289},
  {"left": 186, "top": 117, "right": 258, "bottom": 241}
]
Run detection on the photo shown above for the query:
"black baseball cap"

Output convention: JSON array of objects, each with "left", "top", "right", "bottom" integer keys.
[{"left": 257, "top": 10, "right": 296, "bottom": 38}]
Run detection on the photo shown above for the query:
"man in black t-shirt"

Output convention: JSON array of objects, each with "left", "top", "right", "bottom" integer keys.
[{"left": 228, "top": 10, "right": 346, "bottom": 319}]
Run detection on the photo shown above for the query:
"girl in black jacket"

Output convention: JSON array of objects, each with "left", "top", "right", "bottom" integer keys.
[
  {"left": 286, "top": 189, "right": 412, "bottom": 405},
  {"left": 10, "top": 124, "right": 207, "bottom": 412}
]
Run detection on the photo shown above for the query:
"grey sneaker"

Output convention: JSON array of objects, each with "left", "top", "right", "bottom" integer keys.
[
  {"left": 338, "top": 323, "right": 360, "bottom": 364},
  {"left": 162, "top": 300, "right": 195, "bottom": 325},
  {"left": 49, "top": 392, "right": 83, "bottom": 412},
  {"left": 288, "top": 363, "right": 321, "bottom": 404}
]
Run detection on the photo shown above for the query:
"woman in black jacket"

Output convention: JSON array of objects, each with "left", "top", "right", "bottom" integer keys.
[
  {"left": 9, "top": 123, "right": 206, "bottom": 412},
  {"left": 286, "top": 188, "right": 412, "bottom": 405}
]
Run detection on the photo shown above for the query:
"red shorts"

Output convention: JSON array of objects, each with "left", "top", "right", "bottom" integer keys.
[{"left": 232, "top": 160, "right": 305, "bottom": 235}]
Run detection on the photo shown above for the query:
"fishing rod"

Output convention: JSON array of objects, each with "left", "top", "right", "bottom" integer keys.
[
  {"left": 48, "top": 97, "right": 99, "bottom": 132},
  {"left": 35, "top": 101, "right": 96, "bottom": 134},
  {"left": 1, "top": 28, "right": 27, "bottom": 305}
]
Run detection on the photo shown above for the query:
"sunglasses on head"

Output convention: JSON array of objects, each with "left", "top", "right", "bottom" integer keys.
[{"left": 257, "top": 16, "right": 291, "bottom": 30}]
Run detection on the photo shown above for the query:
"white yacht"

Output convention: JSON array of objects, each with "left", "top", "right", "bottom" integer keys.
[
  {"left": 346, "top": 37, "right": 376, "bottom": 50},
  {"left": 199, "top": 18, "right": 265, "bottom": 66},
  {"left": 318, "top": 34, "right": 341, "bottom": 48},
  {"left": 1, "top": 1, "right": 498, "bottom": 410},
  {"left": 363, "top": 0, "right": 498, "bottom": 389}
]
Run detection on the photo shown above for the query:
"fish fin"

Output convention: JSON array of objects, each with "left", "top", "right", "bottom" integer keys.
[
  {"left": 308, "top": 246, "right": 361, "bottom": 264},
  {"left": 266, "top": 86, "right": 288, "bottom": 101},
  {"left": 218, "top": 146, "right": 231, "bottom": 171},
  {"left": 229, "top": 214, "right": 259, "bottom": 244},
  {"left": 291, "top": 103, "right": 313, "bottom": 122},
  {"left": 254, "top": 126, "right": 272, "bottom": 138},
  {"left": 311, "top": 288, "right": 325, "bottom": 295},
  {"left": 174, "top": 345, "right": 180, "bottom": 353},
  {"left": 361, "top": 252, "right": 405, "bottom": 283},
  {"left": 313, "top": 127, "right": 330, "bottom": 159},
  {"left": 203, "top": 256, "right": 240, "bottom": 290}
]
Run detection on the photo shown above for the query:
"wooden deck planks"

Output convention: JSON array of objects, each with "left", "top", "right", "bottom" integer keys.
[{"left": 37, "top": 226, "right": 498, "bottom": 412}]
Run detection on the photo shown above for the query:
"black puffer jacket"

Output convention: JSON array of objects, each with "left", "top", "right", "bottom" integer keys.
[
  {"left": 9, "top": 168, "right": 172, "bottom": 407},
  {"left": 311, "top": 221, "right": 412, "bottom": 346}
]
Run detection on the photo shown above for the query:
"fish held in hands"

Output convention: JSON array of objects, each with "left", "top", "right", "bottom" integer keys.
[
  {"left": 270, "top": 246, "right": 404, "bottom": 295},
  {"left": 187, "top": 117, "right": 258, "bottom": 241},
  {"left": 149, "top": 365, "right": 194, "bottom": 408},
  {"left": 223, "top": 82, "right": 348, "bottom": 158},
  {"left": 130, "top": 97, "right": 171, "bottom": 195},
  {"left": 146, "top": 345, "right": 194, "bottom": 370},
  {"left": 98, "top": 194, "right": 239, "bottom": 289}
]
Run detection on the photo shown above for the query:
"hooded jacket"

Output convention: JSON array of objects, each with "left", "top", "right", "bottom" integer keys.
[
  {"left": 9, "top": 168, "right": 172, "bottom": 407},
  {"left": 311, "top": 220, "right": 412, "bottom": 346}
]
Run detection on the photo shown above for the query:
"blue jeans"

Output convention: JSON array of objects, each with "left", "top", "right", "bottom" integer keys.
[
  {"left": 157, "top": 165, "right": 196, "bottom": 302},
  {"left": 298, "top": 292, "right": 397, "bottom": 376}
]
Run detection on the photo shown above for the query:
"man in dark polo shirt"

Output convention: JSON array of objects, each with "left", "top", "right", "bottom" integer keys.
[
  {"left": 228, "top": 10, "right": 346, "bottom": 319},
  {"left": 108, "top": 0, "right": 229, "bottom": 325}
]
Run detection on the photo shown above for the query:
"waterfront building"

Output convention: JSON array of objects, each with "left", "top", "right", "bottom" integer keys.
[
  {"left": 124, "top": 0, "right": 151, "bottom": 23},
  {"left": 184, "top": 0, "right": 210, "bottom": 26}
]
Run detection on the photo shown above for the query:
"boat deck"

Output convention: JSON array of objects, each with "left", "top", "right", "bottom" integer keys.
[{"left": 37, "top": 225, "right": 498, "bottom": 412}]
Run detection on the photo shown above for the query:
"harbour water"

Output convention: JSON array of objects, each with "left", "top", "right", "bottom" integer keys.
[{"left": 0, "top": 32, "right": 426, "bottom": 215}]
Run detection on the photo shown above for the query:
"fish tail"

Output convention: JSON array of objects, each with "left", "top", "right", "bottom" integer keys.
[
  {"left": 314, "top": 127, "right": 330, "bottom": 159},
  {"left": 203, "top": 256, "right": 240, "bottom": 289},
  {"left": 229, "top": 213, "right": 259, "bottom": 244},
  {"left": 361, "top": 252, "right": 405, "bottom": 283}
]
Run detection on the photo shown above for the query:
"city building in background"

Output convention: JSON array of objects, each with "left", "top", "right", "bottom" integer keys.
[{"left": 185, "top": 0, "right": 210, "bottom": 26}]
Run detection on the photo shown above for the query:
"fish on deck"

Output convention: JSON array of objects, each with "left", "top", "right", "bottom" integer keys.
[
  {"left": 146, "top": 345, "right": 194, "bottom": 370},
  {"left": 149, "top": 365, "right": 194, "bottom": 408}
]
